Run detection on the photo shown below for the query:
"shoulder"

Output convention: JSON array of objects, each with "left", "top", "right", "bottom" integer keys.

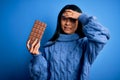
[
  {"left": 77, "top": 37, "right": 88, "bottom": 48},
  {"left": 78, "top": 37, "right": 88, "bottom": 43},
  {"left": 43, "top": 41, "right": 55, "bottom": 48}
]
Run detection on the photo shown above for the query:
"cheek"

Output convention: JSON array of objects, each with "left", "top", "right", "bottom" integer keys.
[
  {"left": 61, "top": 21, "right": 65, "bottom": 28},
  {"left": 72, "top": 22, "right": 78, "bottom": 30},
  {"left": 73, "top": 26, "right": 78, "bottom": 33}
]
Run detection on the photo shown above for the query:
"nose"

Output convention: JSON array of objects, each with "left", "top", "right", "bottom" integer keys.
[{"left": 65, "top": 19, "right": 71, "bottom": 25}]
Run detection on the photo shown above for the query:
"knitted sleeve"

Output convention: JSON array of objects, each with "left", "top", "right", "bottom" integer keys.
[
  {"left": 29, "top": 52, "right": 48, "bottom": 80},
  {"left": 79, "top": 14, "right": 110, "bottom": 64}
]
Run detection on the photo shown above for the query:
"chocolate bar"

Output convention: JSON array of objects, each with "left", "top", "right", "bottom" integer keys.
[{"left": 28, "top": 20, "right": 47, "bottom": 44}]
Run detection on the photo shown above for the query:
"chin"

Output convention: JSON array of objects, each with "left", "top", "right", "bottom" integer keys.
[{"left": 64, "top": 31, "right": 74, "bottom": 34}]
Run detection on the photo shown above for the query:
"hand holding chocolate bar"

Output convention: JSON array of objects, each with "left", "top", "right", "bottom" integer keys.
[{"left": 27, "top": 20, "right": 47, "bottom": 54}]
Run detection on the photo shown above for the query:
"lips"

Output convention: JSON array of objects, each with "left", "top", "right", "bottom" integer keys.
[{"left": 64, "top": 26, "right": 72, "bottom": 31}]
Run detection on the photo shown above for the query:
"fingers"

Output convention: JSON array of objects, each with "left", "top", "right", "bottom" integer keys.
[
  {"left": 65, "top": 9, "right": 79, "bottom": 14},
  {"left": 32, "top": 41, "right": 40, "bottom": 54},
  {"left": 63, "top": 9, "right": 81, "bottom": 19},
  {"left": 65, "top": 9, "right": 73, "bottom": 13},
  {"left": 64, "top": 9, "right": 74, "bottom": 16},
  {"left": 30, "top": 39, "right": 38, "bottom": 53},
  {"left": 27, "top": 39, "right": 30, "bottom": 50},
  {"left": 28, "top": 39, "right": 40, "bottom": 55},
  {"left": 62, "top": 11, "right": 73, "bottom": 18},
  {"left": 32, "top": 39, "right": 38, "bottom": 47}
]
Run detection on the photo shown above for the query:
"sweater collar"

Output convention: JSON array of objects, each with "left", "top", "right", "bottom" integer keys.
[{"left": 57, "top": 33, "right": 79, "bottom": 42}]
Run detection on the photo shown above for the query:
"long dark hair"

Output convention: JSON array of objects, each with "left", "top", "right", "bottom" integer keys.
[{"left": 49, "top": 4, "right": 85, "bottom": 41}]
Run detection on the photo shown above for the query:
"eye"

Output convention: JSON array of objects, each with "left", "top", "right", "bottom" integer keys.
[{"left": 69, "top": 18, "right": 77, "bottom": 23}]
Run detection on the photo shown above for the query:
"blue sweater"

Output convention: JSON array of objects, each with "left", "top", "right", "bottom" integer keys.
[{"left": 29, "top": 14, "right": 110, "bottom": 80}]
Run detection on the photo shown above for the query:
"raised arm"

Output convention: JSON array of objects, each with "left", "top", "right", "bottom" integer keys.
[
  {"left": 79, "top": 14, "right": 110, "bottom": 64},
  {"left": 27, "top": 39, "right": 48, "bottom": 80}
]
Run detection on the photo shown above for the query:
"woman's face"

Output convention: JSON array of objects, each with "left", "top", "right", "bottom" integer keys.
[{"left": 61, "top": 10, "right": 78, "bottom": 34}]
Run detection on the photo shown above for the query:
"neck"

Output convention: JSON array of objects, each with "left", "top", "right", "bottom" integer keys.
[{"left": 57, "top": 33, "right": 79, "bottom": 42}]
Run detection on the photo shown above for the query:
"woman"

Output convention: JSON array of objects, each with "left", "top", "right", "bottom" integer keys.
[{"left": 27, "top": 4, "right": 110, "bottom": 80}]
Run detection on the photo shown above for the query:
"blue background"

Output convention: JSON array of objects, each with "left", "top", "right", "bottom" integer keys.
[{"left": 0, "top": 0, "right": 120, "bottom": 80}]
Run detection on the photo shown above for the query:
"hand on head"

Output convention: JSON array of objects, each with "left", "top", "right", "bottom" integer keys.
[{"left": 62, "top": 9, "right": 81, "bottom": 19}]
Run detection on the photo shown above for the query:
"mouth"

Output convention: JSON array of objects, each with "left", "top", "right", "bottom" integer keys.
[{"left": 64, "top": 26, "right": 72, "bottom": 31}]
